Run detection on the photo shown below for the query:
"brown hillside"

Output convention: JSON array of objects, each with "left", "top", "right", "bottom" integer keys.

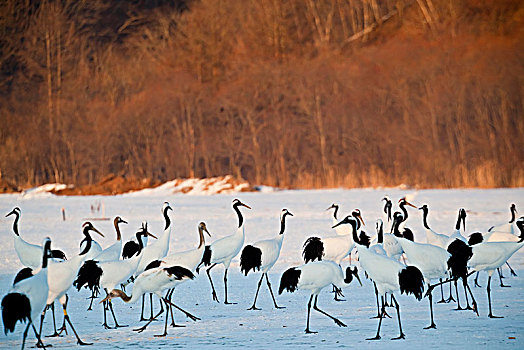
[{"left": 0, "top": 0, "right": 522, "bottom": 191}]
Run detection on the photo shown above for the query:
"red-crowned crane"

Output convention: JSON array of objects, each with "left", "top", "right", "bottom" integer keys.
[
  {"left": 196, "top": 199, "right": 251, "bottom": 304},
  {"left": 467, "top": 216, "right": 524, "bottom": 318},
  {"left": 101, "top": 264, "right": 197, "bottom": 337},
  {"left": 2, "top": 237, "right": 52, "bottom": 350},
  {"left": 6, "top": 207, "right": 66, "bottom": 268},
  {"left": 279, "top": 261, "right": 361, "bottom": 333},
  {"left": 240, "top": 209, "right": 293, "bottom": 310},
  {"left": 333, "top": 216, "right": 425, "bottom": 340}
]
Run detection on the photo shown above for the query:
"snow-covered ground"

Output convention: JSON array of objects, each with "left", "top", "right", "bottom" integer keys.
[{"left": 0, "top": 188, "right": 523, "bottom": 349}]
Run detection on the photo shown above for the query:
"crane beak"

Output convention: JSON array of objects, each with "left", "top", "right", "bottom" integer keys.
[
  {"left": 120, "top": 219, "right": 128, "bottom": 224},
  {"left": 332, "top": 219, "right": 346, "bottom": 229},
  {"left": 204, "top": 227, "right": 211, "bottom": 237},
  {"left": 357, "top": 214, "right": 365, "bottom": 226},
  {"left": 405, "top": 201, "right": 417, "bottom": 208},
  {"left": 287, "top": 212, "right": 294, "bottom": 217},
  {"left": 5, "top": 209, "right": 15, "bottom": 217},
  {"left": 147, "top": 232, "right": 158, "bottom": 239},
  {"left": 241, "top": 203, "right": 252, "bottom": 209},
  {"left": 91, "top": 227, "right": 104, "bottom": 237}
]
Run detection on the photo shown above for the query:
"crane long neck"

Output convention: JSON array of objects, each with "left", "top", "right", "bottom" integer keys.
[
  {"left": 234, "top": 204, "right": 244, "bottom": 228},
  {"left": 12, "top": 212, "right": 20, "bottom": 236},
  {"left": 517, "top": 221, "right": 524, "bottom": 242},
  {"left": 510, "top": 207, "right": 516, "bottom": 223},
  {"left": 392, "top": 217, "right": 402, "bottom": 237},
  {"left": 136, "top": 232, "right": 144, "bottom": 252},
  {"left": 384, "top": 201, "right": 392, "bottom": 222},
  {"left": 198, "top": 227, "right": 205, "bottom": 249},
  {"left": 42, "top": 242, "right": 51, "bottom": 269},
  {"left": 400, "top": 203, "right": 408, "bottom": 223},
  {"left": 279, "top": 214, "right": 288, "bottom": 235},
  {"left": 163, "top": 207, "right": 171, "bottom": 230},
  {"left": 377, "top": 223, "right": 383, "bottom": 244},
  {"left": 115, "top": 222, "right": 122, "bottom": 241},
  {"left": 333, "top": 206, "right": 339, "bottom": 220},
  {"left": 455, "top": 212, "right": 462, "bottom": 231},
  {"left": 421, "top": 208, "right": 430, "bottom": 229},
  {"left": 350, "top": 221, "right": 361, "bottom": 245},
  {"left": 80, "top": 229, "right": 92, "bottom": 255}
]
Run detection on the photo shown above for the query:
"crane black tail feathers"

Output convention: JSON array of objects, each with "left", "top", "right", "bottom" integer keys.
[
  {"left": 2, "top": 293, "right": 31, "bottom": 334},
  {"left": 468, "top": 232, "right": 484, "bottom": 246},
  {"left": 279, "top": 267, "right": 301, "bottom": 294},
  {"left": 240, "top": 245, "right": 262, "bottom": 276},
  {"left": 145, "top": 260, "right": 162, "bottom": 271},
  {"left": 398, "top": 266, "right": 424, "bottom": 301},
  {"left": 164, "top": 266, "right": 195, "bottom": 280},
  {"left": 447, "top": 239, "right": 473, "bottom": 280},
  {"left": 73, "top": 259, "right": 102, "bottom": 294},
  {"left": 302, "top": 237, "right": 323, "bottom": 263}
]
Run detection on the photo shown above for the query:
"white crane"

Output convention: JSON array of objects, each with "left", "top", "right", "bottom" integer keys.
[
  {"left": 395, "top": 236, "right": 478, "bottom": 329},
  {"left": 240, "top": 209, "right": 293, "bottom": 310},
  {"left": 73, "top": 225, "right": 156, "bottom": 329},
  {"left": 5, "top": 207, "right": 66, "bottom": 269},
  {"left": 333, "top": 216, "right": 425, "bottom": 340},
  {"left": 278, "top": 260, "right": 361, "bottom": 333},
  {"left": 101, "top": 265, "right": 198, "bottom": 337},
  {"left": 93, "top": 216, "right": 127, "bottom": 262},
  {"left": 382, "top": 212, "right": 413, "bottom": 262},
  {"left": 40, "top": 222, "right": 104, "bottom": 345},
  {"left": 467, "top": 216, "right": 524, "bottom": 318},
  {"left": 2, "top": 237, "right": 52, "bottom": 350},
  {"left": 196, "top": 198, "right": 251, "bottom": 304}
]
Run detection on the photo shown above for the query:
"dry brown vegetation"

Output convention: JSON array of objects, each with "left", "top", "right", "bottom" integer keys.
[{"left": 0, "top": 0, "right": 523, "bottom": 191}]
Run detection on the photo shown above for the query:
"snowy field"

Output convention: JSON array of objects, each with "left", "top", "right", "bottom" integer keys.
[{"left": 0, "top": 187, "right": 523, "bottom": 349}]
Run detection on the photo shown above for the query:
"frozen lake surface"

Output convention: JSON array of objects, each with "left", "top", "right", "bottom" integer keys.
[{"left": 0, "top": 187, "right": 523, "bottom": 349}]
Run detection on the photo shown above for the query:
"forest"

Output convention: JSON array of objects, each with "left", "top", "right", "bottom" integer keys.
[{"left": 0, "top": 0, "right": 522, "bottom": 191}]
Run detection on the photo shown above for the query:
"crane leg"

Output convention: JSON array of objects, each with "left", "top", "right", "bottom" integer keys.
[
  {"left": 32, "top": 321, "right": 47, "bottom": 349},
  {"left": 139, "top": 294, "right": 147, "bottom": 321},
  {"left": 506, "top": 262, "right": 517, "bottom": 277},
  {"left": 134, "top": 307, "right": 164, "bottom": 333},
  {"left": 166, "top": 289, "right": 186, "bottom": 327},
  {"left": 62, "top": 304, "right": 93, "bottom": 345},
  {"left": 224, "top": 268, "right": 236, "bottom": 304},
  {"left": 313, "top": 295, "right": 346, "bottom": 328},
  {"left": 366, "top": 296, "right": 385, "bottom": 340},
  {"left": 454, "top": 280, "right": 463, "bottom": 310},
  {"left": 333, "top": 285, "right": 345, "bottom": 301},
  {"left": 108, "top": 299, "right": 127, "bottom": 328},
  {"left": 391, "top": 295, "right": 405, "bottom": 340},
  {"left": 21, "top": 321, "right": 30, "bottom": 350},
  {"left": 464, "top": 280, "right": 479, "bottom": 316},
  {"left": 163, "top": 297, "right": 200, "bottom": 321},
  {"left": 487, "top": 275, "right": 503, "bottom": 318},
  {"left": 446, "top": 280, "right": 455, "bottom": 302},
  {"left": 423, "top": 289, "right": 437, "bottom": 329},
  {"left": 437, "top": 279, "right": 446, "bottom": 303},
  {"left": 371, "top": 283, "right": 390, "bottom": 318},
  {"left": 248, "top": 274, "right": 264, "bottom": 310},
  {"left": 206, "top": 263, "right": 219, "bottom": 302},
  {"left": 154, "top": 299, "right": 170, "bottom": 337},
  {"left": 497, "top": 268, "right": 510, "bottom": 287},
  {"left": 305, "top": 295, "right": 317, "bottom": 334},
  {"left": 266, "top": 273, "right": 285, "bottom": 309}
]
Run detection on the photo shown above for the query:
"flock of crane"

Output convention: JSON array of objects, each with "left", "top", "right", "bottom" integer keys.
[{"left": 1, "top": 197, "right": 523, "bottom": 349}]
